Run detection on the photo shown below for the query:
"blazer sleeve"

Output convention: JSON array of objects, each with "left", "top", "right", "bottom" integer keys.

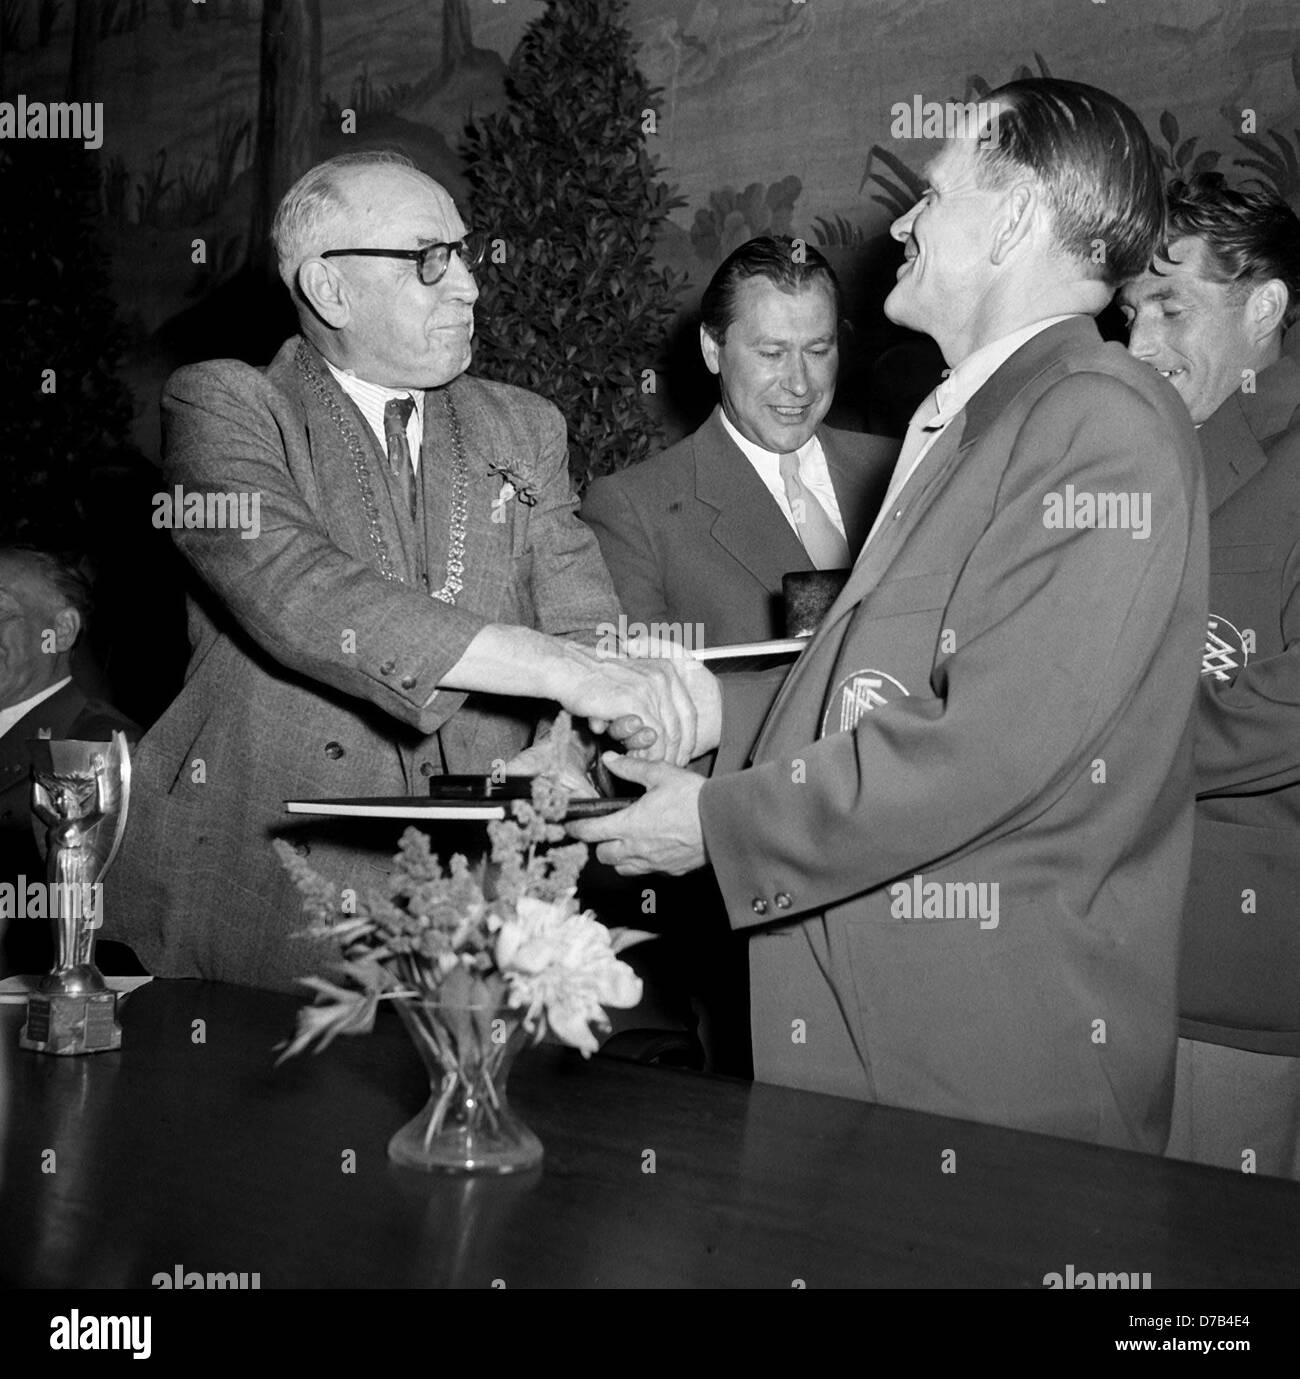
[
  {"left": 580, "top": 474, "right": 671, "bottom": 626},
  {"left": 161, "top": 362, "right": 486, "bottom": 737},
  {"left": 515, "top": 400, "right": 621, "bottom": 643},
  {"left": 1195, "top": 537, "right": 1300, "bottom": 794},
  {"left": 701, "top": 373, "right": 1202, "bottom": 928}
]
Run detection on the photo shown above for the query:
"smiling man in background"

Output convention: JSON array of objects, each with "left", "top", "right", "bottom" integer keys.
[
  {"left": 582, "top": 236, "right": 894, "bottom": 649},
  {"left": 1121, "top": 173, "right": 1300, "bottom": 1177}
]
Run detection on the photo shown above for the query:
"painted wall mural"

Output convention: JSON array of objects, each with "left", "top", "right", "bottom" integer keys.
[{"left": 4, "top": 0, "right": 1299, "bottom": 461}]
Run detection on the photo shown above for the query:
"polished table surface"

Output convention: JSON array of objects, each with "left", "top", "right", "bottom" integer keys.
[{"left": 2, "top": 980, "right": 1298, "bottom": 1289}]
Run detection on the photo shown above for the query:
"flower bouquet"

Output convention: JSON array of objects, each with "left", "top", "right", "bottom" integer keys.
[{"left": 274, "top": 716, "right": 650, "bottom": 1174}]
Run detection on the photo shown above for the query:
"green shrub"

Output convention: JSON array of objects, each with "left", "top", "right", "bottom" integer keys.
[{"left": 461, "top": 0, "right": 684, "bottom": 488}]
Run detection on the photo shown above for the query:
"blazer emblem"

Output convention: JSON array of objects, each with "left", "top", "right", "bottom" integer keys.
[
  {"left": 1202, "top": 614, "right": 1250, "bottom": 681},
  {"left": 821, "top": 668, "right": 910, "bottom": 736}
]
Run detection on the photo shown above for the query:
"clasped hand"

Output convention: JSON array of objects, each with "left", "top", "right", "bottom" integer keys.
[{"left": 553, "top": 637, "right": 721, "bottom": 767}]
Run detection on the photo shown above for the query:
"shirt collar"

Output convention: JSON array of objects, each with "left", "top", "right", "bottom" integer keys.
[
  {"left": 718, "top": 407, "right": 820, "bottom": 466},
  {"left": 0, "top": 676, "right": 72, "bottom": 740},
  {"left": 933, "top": 315, "right": 1081, "bottom": 426},
  {"left": 322, "top": 360, "right": 426, "bottom": 431}
]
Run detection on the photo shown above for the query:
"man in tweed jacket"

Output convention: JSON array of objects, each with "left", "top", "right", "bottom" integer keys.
[{"left": 105, "top": 152, "right": 705, "bottom": 990}]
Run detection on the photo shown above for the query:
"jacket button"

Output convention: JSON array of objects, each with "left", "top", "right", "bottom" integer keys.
[
  {"left": 775, "top": 892, "right": 792, "bottom": 909},
  {"left": 379, "top": 659, "right": 396, "bottom": 676},
  {"left": 294, "top": 841, "right": 311, "bottom": 857},
  {"left": 419, "top": 761, "right": 435, "bottom": 778},
  {"left": 400, "top": 675, "right": 417, "bottom": 689},
  {"left": 751, "top": 898, "right": 768, "bottom": 916},
  {"left": 324, "top": 741, "right": 345, "bottom": 759}
]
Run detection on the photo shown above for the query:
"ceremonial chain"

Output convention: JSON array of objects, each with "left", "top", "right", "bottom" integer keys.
[{"left": 296, "top": 341, "right": 469, "bottom": 604}]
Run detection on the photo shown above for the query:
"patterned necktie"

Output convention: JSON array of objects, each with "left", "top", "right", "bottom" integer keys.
[
  {"left": 778, "top": 451, "right": 851, "bottom": 569},
  {"left": 383, "top": 394, "right": 418, "bottom": 520}
]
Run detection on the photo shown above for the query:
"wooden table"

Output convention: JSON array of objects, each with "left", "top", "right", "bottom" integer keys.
[{"left": 2, "top": 979, "right": 1297, "bottom": 1289}]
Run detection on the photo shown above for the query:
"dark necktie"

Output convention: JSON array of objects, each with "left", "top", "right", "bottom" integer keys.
[{"left": 383, "top": 394, "right": 418, "bottom": 519}]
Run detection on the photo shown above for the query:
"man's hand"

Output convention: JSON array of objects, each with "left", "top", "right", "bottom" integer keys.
[
  {"left": 547, "top": 642, "right": 718, "bottom": 767},
  {"left": 567, "top": 753, "right": 706, "bottom": 875},
  {"left": 435, "top": 624, "right": 722, "bottom": 766}
]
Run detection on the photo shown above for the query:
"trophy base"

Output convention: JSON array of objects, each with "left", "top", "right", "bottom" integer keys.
[{"left": 19, "top": 990, "right": 122, "bottom": 1055}]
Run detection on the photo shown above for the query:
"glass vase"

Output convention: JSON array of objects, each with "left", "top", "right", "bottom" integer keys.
[{"left": 388, "top": 998, "right": 543, "bottom": 1174}]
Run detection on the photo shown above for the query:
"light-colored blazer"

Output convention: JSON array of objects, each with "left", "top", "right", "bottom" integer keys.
[
  {"left": 105, "top": 338, "right": 618, "bottom": 991},
  {"left": 699, "top": 317, "right": 1209, "bottom": 1154}
]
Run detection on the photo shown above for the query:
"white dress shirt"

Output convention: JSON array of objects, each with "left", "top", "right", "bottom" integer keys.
[
  {"left": 718, "top": 410, "right": 847, "bottom": 540},
  {"left": 863, "top": 314, "right": 1080, "bottom": 550},
  {"left": 323, "top": 360, "right": 426, "bottom": 472},
  {"left": 0, "top": 676, "right": 72, "bottom": 742}
]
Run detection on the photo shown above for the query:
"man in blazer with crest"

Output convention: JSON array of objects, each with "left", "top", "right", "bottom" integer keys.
[
  {"left": 580, "top": 238, "right": 895, "bottom": 1075},
  {"left": 105, "top": 151, "right": 709, "bottom": 991},
  {"left": 574, "top": 80, "right": 1209, "bottom": 1155},
  {"left": 1121, "top": 175, "right": 1300, "bottom": 1177},
  {"left": 581, "top": 236, "right": 896, "bottom": 649}
]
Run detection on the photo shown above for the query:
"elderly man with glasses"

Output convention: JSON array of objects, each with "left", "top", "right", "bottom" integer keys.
[{"left": 105, "top": 151, "right": 709, "bottom": 992}]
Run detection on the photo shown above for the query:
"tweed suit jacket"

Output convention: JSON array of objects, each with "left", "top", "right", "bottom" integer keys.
[
  {"left": 1181, "top": 353, "right": 1300, "bottom": 1056},
  {"left": 580, "top": 408, "right": 897, "bottom": 647},
  {"left": 699, "top": 317, "right": 1209, "bottom": 1154},
  {"left": 104, "top": 338, "right": 619, "bottom": 991}
]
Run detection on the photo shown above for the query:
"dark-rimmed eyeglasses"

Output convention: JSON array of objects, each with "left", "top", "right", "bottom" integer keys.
[{"left": 321, "top": 230, "right": 488, "bottom": 286}]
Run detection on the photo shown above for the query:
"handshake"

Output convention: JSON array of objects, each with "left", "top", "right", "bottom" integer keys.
[{"left": 546, "top": 635, "right": 722, "bottom": 767}]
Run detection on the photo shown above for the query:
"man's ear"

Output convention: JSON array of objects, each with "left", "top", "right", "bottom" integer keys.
[
  {"left": 989, "top": 180, "right": 1037, "bottom": 267},
  {"left": 51, "top": 607, "right": 80, "bottom": 655},
  {"left": 297, "top": 260, "right": 350, "bottom": 329},
  {"left": 1248, "top": 278, "right": 1288, "bottom": 343},
  {"left": 699, "top": 324, "right": 722, "bottom": 376}
]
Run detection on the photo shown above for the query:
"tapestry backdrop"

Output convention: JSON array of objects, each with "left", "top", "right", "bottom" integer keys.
[{"left": 4, "top": 0, "right": 1298, "bottom": 454}]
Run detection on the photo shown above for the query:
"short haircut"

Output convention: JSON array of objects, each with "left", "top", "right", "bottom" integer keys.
[
  {"left": 700, "top": 235, "right": 842, "bottom": 343},
  {"left": 1163, "top": 173, "right": 1300, "bottom": 330},
  {"left": 270, "top": 150, "right": 419, "bottom": 291},
  {"left": 0, "top": 547, "right": 93, "bottom": 630},
  {"left": 974, "top": 78, "right": 1164, "bottom": 288}
]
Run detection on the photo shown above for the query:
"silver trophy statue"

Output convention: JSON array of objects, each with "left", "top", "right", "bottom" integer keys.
[{"left": 19, "top": 731, "right": 132, "bottom": 1055}]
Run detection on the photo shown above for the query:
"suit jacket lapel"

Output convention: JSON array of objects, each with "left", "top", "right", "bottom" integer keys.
[
  {"left": 696, "top": 409, "right": 813, "bottom": 587},
  {"left": 1198, "top": 355, "right": 1300, "bottom": 512},
  {"left": 421, "top": 378, "right": 511, "bottom": 621},
  {"left": 421, "top": 378, "right": 516, "bottom": 772},
  {"left": 752, "top": 418, "right": 969, "bottom": 748},
  {"left": 288, "top": 340, "right": 416, "bottom": 583},
  {"left": 822, "top": 428, "right": 880, "bottom": 552},
  {"left": 747, "top": 317, "right": 1102, "bottom": 759}
]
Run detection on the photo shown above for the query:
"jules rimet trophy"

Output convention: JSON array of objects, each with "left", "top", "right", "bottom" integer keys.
[{"left": 18, "top": 731, "right": 132, "bottom": 1055}]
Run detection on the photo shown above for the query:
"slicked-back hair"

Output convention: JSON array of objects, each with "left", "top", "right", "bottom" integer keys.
[
  {"left": 0, "top": 546, "right": 93, "bottom": 630},
  {"left": 271, "top": 149, "right": 420, "bottom": 291},
  {"left": 974, "top": 78, "right": 1164, "bottom": 288},
  {"left": 700, "top": 235, "right": 842, "bottom": 344},
  {"left": 1164, "top": 173, "right": 1300, "bottom": 330}
]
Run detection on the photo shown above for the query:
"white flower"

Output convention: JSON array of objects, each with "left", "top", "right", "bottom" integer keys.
[{"left": 494, "top": 894, "right": 643, "bottom": 1056}]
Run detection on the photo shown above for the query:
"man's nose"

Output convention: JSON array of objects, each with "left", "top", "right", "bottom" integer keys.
[
  {"left": 890, "top": 201, "right": 921, "bottom": 243},
  {"left": 1126, "top": 316, "right": 1159, "bottom": 361},
  {"left": 781, "top": 355, "right": 811, "bottom": 394},
  {"left": 442, "top": 252, "right": 479, "bottom": 302}
]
